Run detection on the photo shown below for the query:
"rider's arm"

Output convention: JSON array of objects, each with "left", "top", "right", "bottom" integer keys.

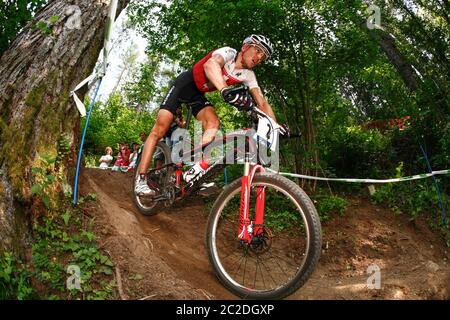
[
  {"left": 204, "top": 55, "right": 227, "bottom": 91},
  {"left": 250, "top": 87, "right": 277, "bottom": 121}
]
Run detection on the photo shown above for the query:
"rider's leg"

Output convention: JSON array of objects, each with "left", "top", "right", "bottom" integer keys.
[
  {"left": 183, "top": 106, "right": 220, "bottom": 183},
  {"left": 135, "top": 109, "right": 173, "bottom": 195},
  {"left": 138, "top": 109, "right": 173, "bottom": 174},
  {"left": 195, "top": 106, "right": 220, "bottom": 145}
]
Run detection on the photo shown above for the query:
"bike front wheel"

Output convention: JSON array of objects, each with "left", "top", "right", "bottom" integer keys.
[
  {"left": 132, "top": 141, "right": 172, "bottom": 216},
  {"left": 206, "top": 173, "right": 322, "bottom": 299}
]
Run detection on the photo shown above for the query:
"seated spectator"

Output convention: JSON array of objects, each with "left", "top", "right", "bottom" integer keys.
[
  {"left": 128, "top": 142, "right": 140, "bottom": 170},
  {"left": 99, "top": 147, "right": 113, "bottom": 170},
  {"left": 112, "top": 142, "right": 131, "bottom": 172}
]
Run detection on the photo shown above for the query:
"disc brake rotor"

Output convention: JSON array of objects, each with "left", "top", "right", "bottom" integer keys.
[{"left": 249, "top": 227, "right": 273, "bottom": 254}]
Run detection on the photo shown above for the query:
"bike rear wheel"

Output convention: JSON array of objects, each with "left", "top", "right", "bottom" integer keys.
[
  {"left": 132, "top": 141, "right": 172, "bottom": 216},
  {"left": 206, "top": 173, "right": 322, "bottom": 299}
]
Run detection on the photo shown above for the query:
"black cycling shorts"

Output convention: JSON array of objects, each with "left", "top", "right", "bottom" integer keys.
[{"left": 160, "top": 69, "right": 213, "bottom": 117}]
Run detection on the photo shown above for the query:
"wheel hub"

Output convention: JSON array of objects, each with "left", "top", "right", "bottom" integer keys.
[{"left": 249, "top": 227, "right": 273, "bottom": 254}]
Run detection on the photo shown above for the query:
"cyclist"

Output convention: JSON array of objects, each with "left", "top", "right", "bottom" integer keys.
[{"left": 135, "top": 34, "right": 278, "bottom": 196}]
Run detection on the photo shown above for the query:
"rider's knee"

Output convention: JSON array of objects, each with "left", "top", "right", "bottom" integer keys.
[
  {"left": 149, "top": 127, "right": 165, "bottom": 140},
  {"left": 207, "top": 118, "right": 220, "bottom": 130}
]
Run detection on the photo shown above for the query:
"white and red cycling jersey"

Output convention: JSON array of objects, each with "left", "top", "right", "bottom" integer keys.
[{"left": 192, "top": 47, "right": 259, "bottom": 92}]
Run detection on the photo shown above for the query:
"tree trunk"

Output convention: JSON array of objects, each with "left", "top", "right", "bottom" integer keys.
[
  {"left": 360, "top": 21, "right": 419, "bottom": 91},
  {"left": 378, "top": 32, "right": 418, "bottom": 91},
  {"left": 0, "top": 0, "right": 129, "bottom": 254},
  {"left": 292, "top": 37, "right": 319, "bottom": 192}
]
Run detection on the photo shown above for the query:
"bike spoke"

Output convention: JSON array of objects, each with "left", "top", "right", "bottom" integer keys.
[
  {"left": 255, "top": 253, "right": 281, "bottom": 289},
  {"left": 242, "top": 250, "right": 249, "bottom": 287},
  {"left": 232, "top": 246, "right": 249, "bottom": 282}
]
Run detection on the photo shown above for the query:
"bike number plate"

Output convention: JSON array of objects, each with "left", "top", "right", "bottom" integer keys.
[{"left": 254, "top": 117, "right": 278, "bottom": 152}]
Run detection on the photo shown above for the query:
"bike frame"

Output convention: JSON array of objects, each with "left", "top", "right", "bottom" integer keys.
[
  {"left": 170, "top": 130, "right": 267, "bottom": 244},
  {"left": 172, "top": 128, "right": 259, "bottom": 195},
  {"left": 150, "top": 102, "right": 284, "bottom": 244}
]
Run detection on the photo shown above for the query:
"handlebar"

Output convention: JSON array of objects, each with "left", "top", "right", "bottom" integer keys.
[{"left": 227, "top": 85, "right": 301, "bottom": 140}]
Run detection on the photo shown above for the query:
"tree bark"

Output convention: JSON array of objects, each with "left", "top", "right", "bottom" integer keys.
[{"left": 0, "top": 0, "right": 129, "bottom": 253}]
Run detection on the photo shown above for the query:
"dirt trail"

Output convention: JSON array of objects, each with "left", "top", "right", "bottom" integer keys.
[{"left": 80, "top": 168, "right": 449, "bottom": 300}]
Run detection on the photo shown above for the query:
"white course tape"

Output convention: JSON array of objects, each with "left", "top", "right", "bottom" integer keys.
[
  {"left": 70, "top": 73, "right": 96, "bottom": 116},
  {"left": 70, "top": 0, "right": 118, "bottom": 117},
  {"left": 266, "top": 168, "right": 450, "bottom": 184}
]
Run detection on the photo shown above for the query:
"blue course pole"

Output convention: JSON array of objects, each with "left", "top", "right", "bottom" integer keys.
[
  {"left": 419, "top": 143, "right": 447, "bottom": 224},
  {"left": 73, "top": 78, "right": 103, "bottom": 205}
]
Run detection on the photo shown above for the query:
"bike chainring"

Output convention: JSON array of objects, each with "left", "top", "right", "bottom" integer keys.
[{"left": 163, "top": 184, "right": 176, "bottom": 207}]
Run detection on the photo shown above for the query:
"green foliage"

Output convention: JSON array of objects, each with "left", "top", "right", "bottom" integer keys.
[
  {"left": 76, "top": 193, "right": 97, "bottom": 205},
  {"left": 31, "top": 155, "right": 57, "bottom": 209},
  {"left": 48, "top": 15, "right": 59, "bottom": 24},
  {"left": 124, "top": 55, "right": 167, "bottom": 109},
  {"left": 265, "top": 207, "right": 299, "bottom": 234},
  {"left": 1, "top": 180, "right": 115, "bottom": 299},
  {"left": 370, "top": 164, "right": 450, "bottom": 245},
  {"left": 213, "top": 165, "right": 248, "bottom": 190},
  {"left": 0, "top": 0, "right": 47, "bottom": 55},
  {"left": 0, "top": 252, "right": 35, "bottom": 300},
  {"left": 371, "top": 178, "right": 449, "bottom": 221},
  {"left": 320, "top": 125, "right": 393, "bottom": 178},
  {"left": 36, "top": 20, "right": 51, "bottom": 35},
  {"left": 81, "top": 94, "right": 156, "bottom": 156},
  {"left": 31, "top": 198, "right": 116, "bottom": 299},
  {"left": 35, "top": 14, "right": 60, "bottom": 36},
  {"left": 260, "top": 189, "right": 300, "bottom": 233},
  {"left": 371, "top": 178, "right": 450, "bottom": 246},
  {"left": 56, "top": 134, "right": 71, "bottom": 168},
  {"left": 127, "top": 0, "right": 448, "bottom": 187},
  {"left": 317, "top": 196, "right": 348, "bottom": 222},
  {"left": 84, "top": 154, "right": 99, "bottom": 168}
]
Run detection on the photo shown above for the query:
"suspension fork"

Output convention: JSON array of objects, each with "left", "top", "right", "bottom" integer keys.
[
  {"left": 175, "top": 163, "right": 183, "bottom": 187},
  {"left": 238, "top": 152, "right": 265, "bottom": 243}
]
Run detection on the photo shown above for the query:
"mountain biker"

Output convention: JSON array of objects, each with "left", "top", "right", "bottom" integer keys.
[{"left": 135, "top": 34, "right": 278, "bottom": 196}]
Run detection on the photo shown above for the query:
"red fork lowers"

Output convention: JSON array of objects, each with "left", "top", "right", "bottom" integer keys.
[
  {"left": 238, "top": 172, "right": 251, "bottom": 242},
  {"left": 254, "top": 185, "right": 265, "bottom": 235},
  {"left": 175, "top": 163, "right": 183, "bottom": 187},
  {"left": 238, "top": 163, "right": 265, "bottom": 243}
]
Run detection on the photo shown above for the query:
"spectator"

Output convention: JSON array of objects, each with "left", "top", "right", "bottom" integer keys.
[
  {"left": 128, "top": 142, "right": 140, "bottom": 169},
  {"left": 112, "top": 142, "right": 131, "bottom": 172},
  {"left": 139, "top": 131, "right": 147, "bottom": 144},
  {"left": 99, "top": 147, "right": 113, "bottom": 170}
]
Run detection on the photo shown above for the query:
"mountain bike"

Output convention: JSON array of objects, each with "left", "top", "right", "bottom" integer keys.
[{"left": 132, "top": 87, "right": 322, "bottom": 299}]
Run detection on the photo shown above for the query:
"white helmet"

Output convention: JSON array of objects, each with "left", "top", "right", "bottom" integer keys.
[{"left": 243, "top": 34, "right": 274, "bottom": 59}]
